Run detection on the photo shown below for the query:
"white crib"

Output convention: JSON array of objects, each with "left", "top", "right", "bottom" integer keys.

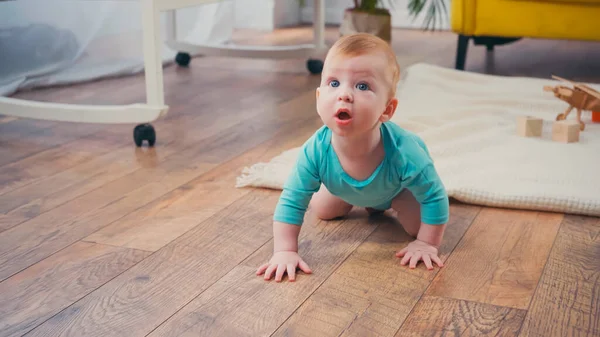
[{"left": 0, "top": 0, "right": 327, "bottom": 146}]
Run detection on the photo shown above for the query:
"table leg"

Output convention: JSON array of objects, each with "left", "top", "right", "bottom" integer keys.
[
  {"left": 313, "top": 0, "right": 326, "bottom": 50},
  {"left": 142, "top": 0, "right": 165, "bottom": 106}
]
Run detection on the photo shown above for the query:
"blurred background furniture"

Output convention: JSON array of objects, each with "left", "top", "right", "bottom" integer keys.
[
  {"left": 451, "top": 0, "right": 600, "bottom": 70},
  {"left": 0, "top": 0, "right": 327, "bottom": 147}
]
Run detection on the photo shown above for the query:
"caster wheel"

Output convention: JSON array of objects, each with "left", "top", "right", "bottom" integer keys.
[
  {"left": 306, "top": 59, "right": 323, "bottom": 74},
  {"left": 175, "top": 52, "right": 191, "bottom": 67},
  {"left": 133, "top": 123, "right": 156, "bottom": 147}
]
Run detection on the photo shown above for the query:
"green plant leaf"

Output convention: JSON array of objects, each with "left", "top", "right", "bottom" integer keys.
[
  {"left": 408, "top": 0, "right": 447, "bottom": 31},
  {"left": 360, "top": 0, "right": 378, "bottom": 11}
]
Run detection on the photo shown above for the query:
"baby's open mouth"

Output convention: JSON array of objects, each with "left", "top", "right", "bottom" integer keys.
[
  {"left": 336, "top": 109, "right": 352, "bottom": 120},
  {"left": 335, "top": 108, "right": 353, "bottom": 126},
  {"left": 338, "top": 111, "right": 351, "bottom": 120}
]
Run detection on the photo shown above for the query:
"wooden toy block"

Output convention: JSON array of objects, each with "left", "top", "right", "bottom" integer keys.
[
  {"left": 552, "top": 120, "right": 580, "bottom": 143},
  {"left": 516, "top": 116, "right": 543, "bottom": 137}
]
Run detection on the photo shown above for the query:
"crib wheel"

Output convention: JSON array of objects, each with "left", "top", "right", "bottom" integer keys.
[
  {"left": 175, "top": 52, "right": 191, "bottom": 67},
  {"left": 134, "top": 123, "right": 156, "bottom": 147},
  {"left": 307, "top": 59, "right": 323, "bottom": 74}
]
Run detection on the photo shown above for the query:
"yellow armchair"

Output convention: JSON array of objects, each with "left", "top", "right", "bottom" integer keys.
[{"left": 451, "top": 0, "right": 600, "bottom": 69}]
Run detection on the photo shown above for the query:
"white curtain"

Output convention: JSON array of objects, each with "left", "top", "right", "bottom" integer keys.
[{"left": 0, "top": 0, "right": 274, "bottom": 96}]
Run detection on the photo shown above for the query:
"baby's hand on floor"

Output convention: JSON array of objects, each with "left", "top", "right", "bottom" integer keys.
[
  {"left": 256, "top": 251, "right": 312, "bottom": 282},
  {"left": 395, "top": 239, "right": 444, "bottom": 270}
]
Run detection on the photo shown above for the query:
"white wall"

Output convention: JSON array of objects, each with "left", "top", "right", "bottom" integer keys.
[
  {"left": 234, "top": 0, "right": 275, "bottom": 30},
  {"left": 234, "top": 0, "right": 302, "bottom": 30},
  {"left": 274, "top": 0, "right": 302, "bottom": 28},
  {"left": 300, "top": 0, "right": 352, "bottom": 26}
]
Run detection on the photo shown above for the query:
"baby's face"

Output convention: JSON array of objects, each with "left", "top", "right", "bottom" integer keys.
[{"left": 316, "top": 50, "right": 395, "bottom": 138}]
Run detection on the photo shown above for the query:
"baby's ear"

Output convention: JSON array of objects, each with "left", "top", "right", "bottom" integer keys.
[{"left": 380, "top": 97, "right": 398, "bottom": 122}]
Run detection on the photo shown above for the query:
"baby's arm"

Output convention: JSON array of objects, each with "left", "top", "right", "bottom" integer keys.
[
  {"left": 257, "top": 142, "right": 322, "bottom": 282},
  {"left": 416, "top": 221, "right": 446, "bottom": 249},
  {"left": 396, "top": 164, "right": 449, "bottom": 269}
]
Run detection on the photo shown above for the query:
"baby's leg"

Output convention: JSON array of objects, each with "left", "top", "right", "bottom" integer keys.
[
  {"left": 391, "top": 189, "right": 421, "bottom": 237},
  {"left": 309, "top": 184, "right": 353, "bottom": 220}
]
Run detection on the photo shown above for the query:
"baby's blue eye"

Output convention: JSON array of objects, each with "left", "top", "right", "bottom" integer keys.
[
  {"left": 356, "top": 83, "right": 369, "bottom": 91},
  {"left": 329, "top": 80, "right": 339, "bottom": 87}
]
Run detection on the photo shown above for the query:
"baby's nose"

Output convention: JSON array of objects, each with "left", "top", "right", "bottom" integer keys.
[{"left": 338, "top": 91, "right": 353, "bottom": 102}]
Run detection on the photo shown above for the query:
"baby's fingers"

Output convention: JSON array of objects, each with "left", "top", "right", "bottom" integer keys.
[
  {"left": 287, "top": 264, "right": 296, "bottom": 282},
  {"left": 423, "top": 254, "right": 433, "bottom": 270},
  {"left": 275, "top": 264, "right": 286, "bottom": 282},
  {"left": 298, "top": 259, "right": 312, "bottom": 274},
  {"left": 400, "top": 252, "right": 413, "bottom": 266},
  {"left": 409, "top": 252, "right": 422, "bottom": 269},
  {"left": 431, "top": 254, "right": 444, "bottom": 268},
  {"left": 263, "top": 264, "right": 277, "bottom": 280},
  {"left": 256, "top": 263, "right": 269, "bottom": 275}
]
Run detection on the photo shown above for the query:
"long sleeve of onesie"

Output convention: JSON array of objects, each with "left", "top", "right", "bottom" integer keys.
[
  {"left": 273, "top": 135, "right": 322, "bottom": 225},
  {"left": 402, "top": 163, "right": 449, "bottom": 225}
]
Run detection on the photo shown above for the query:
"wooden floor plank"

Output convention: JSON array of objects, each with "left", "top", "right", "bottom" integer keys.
[
  {"left": 0, "top": 144, "right": 149, "bottom": 234},
  {"left": 18, "top": 108, "right": 320, "bottom": 336},
  {"left": 0, "top": 131, "right": 125, "bottom": 203},
  {"left": 0, "top": 123, "right": 105, "bottom": 168},
  {"left": 3, "top": 89, "right": 318, "bottom": 337},
  {"left": 0, "top": 66, "right": 291, "bottom": 206},
  {"left": 395, "top": 296, "right": 527, "bottom": 337},
  {"left": 24, "top": 188, "right": 280, "bottom": 337},
  {"left": 0, "top": 72, "right": 288, "bottom": 233},
  {"left": 271, "top": 204, "right": 480, "bottom": 337},
  {"left": 0, "top": 118, "right": 55, "bottom": 140},
  {"left": 0, "top": 242, "right": 150, "bottom": 337},
  {"left": 145, "top": 208, "right": 379, "bottom": 337},
  {"left": 518, "top": 215, "right": 600, "bottom": 337},
  {"left": 83, "top": 96, "right": 322, "bottom": 252},
  {"left": 0, "top": 69, "right": 154, "bottom": 170},
  {"left": 0, "top": 68, "right": 236, "bottom": 198},
  {"left": 425, "top": 208, "right": 564, "bottom": 310},
  {"left": 0, "top": 91, "right": 316, "bottom": 282}
]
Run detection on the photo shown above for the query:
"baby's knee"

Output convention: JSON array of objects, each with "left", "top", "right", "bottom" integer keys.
[
  {"left": 390, "top": 206, "right": 421, "bottom": 237},
  {"left": 403, "top": 224, "right": 420, "bottom": 238},
  {"left": 309, "top": 185, "right": 352, "bottom": 220},
  {"left": 310, "top": 202, "right": 352, "bottom": 220}
]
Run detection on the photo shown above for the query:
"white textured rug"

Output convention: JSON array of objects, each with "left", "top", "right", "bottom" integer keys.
[{"left": 236, "top": 63, "right": 600, "bottom": 217}]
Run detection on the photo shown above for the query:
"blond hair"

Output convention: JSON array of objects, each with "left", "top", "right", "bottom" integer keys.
[{"left": 325, "top": 33, "right": 400, "bottom": 97}]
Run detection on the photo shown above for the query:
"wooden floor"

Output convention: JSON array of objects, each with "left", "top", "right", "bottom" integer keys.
[{"left": 2, "top": 26, "right": 599, "bottom": 337}]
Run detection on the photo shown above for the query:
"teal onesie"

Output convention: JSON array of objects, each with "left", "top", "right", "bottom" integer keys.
[{"left": 273, "top": 121, "right": 449, "bottom": 226}]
